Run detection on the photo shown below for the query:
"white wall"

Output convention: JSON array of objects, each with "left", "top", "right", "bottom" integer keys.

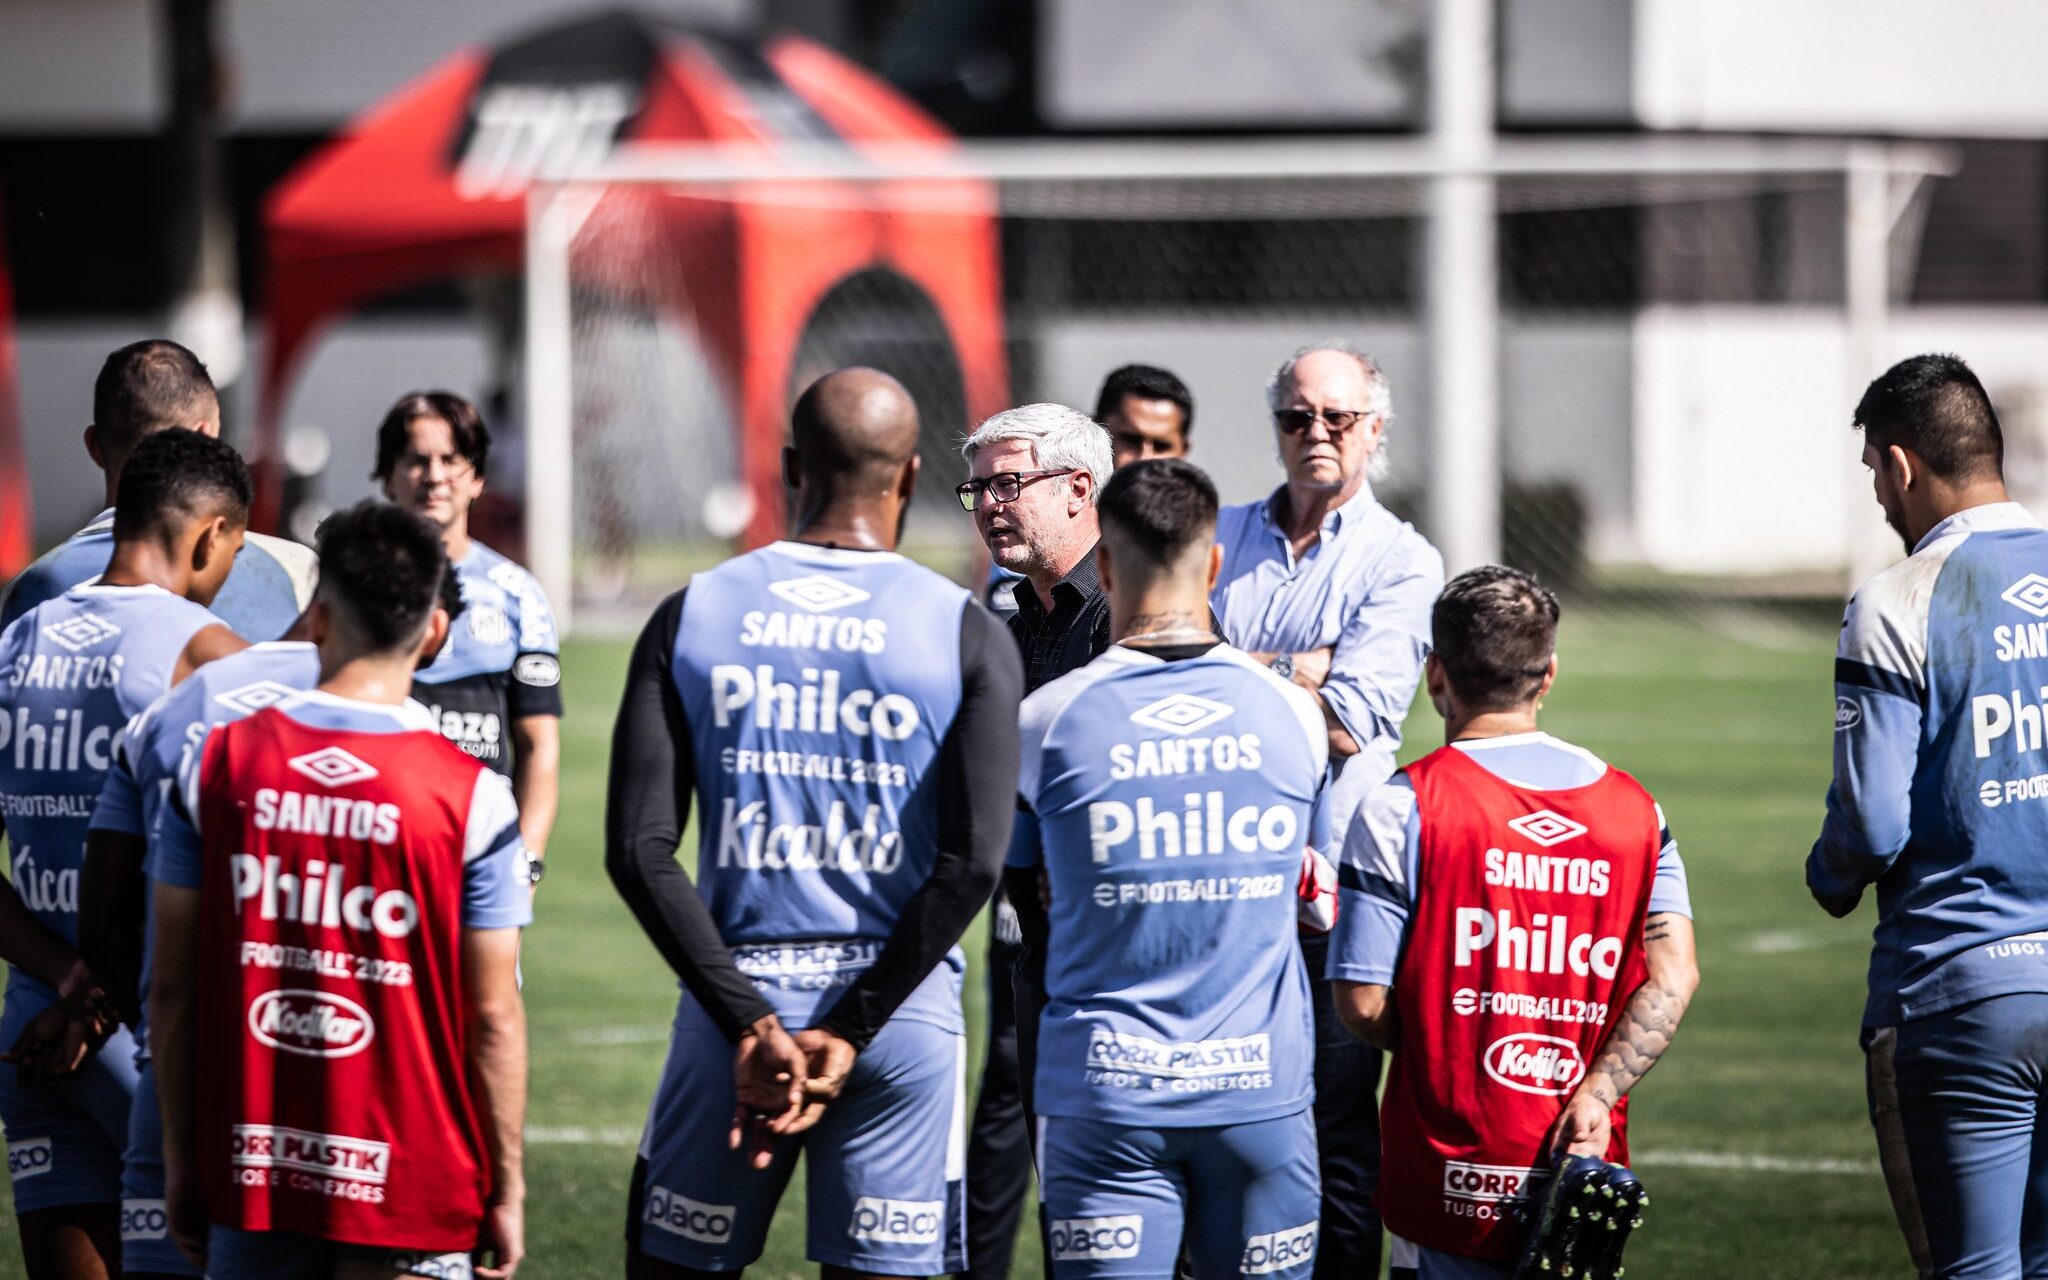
[
  {"left": 1635, "top": 0, "right": 2048, "bottom": 138},
  {"left": 1631, "top": 308, "right": 1855, "bottom": 575},
  {"left": 0, "top": 1, "right": 160, "bottom": 131},
  {"left": 1039, "top": 0, "right": 1419, "bottom": 128}
]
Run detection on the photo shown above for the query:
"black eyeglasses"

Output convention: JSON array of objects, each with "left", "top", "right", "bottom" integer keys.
[
  {"left": 956, "top": 469, "right": 1075, "bottom": 511},
  {"left": 1273, "top": 408, "right": 1370, "bottom": 435}
]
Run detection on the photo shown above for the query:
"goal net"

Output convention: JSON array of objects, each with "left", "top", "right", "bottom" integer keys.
[{"left": 523, "top": 138, "right": 1952, "bottom": 635}]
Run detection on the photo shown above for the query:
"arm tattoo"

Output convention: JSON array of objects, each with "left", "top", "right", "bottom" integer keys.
[{"left": 1585, "top": 914, "right": 1691, "bottom": 1102}]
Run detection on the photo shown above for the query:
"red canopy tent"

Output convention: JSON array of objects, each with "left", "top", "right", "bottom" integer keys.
[
  {"left": 0, "top": 188, "right": 31, "bottom": 577},
  {"left": 258, "top": 9, "right": 1008, "bottom": 544}
]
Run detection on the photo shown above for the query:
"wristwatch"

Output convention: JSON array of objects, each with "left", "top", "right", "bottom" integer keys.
[
  {"left": 1269, "top": 652, "right": 1296, "bottom": 681},
  {"left": 525, "top": 851, "right": 547, "bottom": 887}
]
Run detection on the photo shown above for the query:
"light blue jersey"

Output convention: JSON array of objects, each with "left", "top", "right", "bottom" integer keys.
[
  {"left": 0, "top": 582, "right": 224, "bottom": 1216},
  {"left": 0, "top": 583, "right": 224, "bottom": 1006},
  {"left": 87, "top": 642, "right": 316, "bottom": 1274},
  {"left": 92, "top": 640, "right": 320, "bottom": 1062},
  {"left": 1014, "top": 642, "right": 1328, "bottom": 1128},
  {"left": 1809, "top": 502, "right": 2048, "bottom": 1025},
  {"left": 672, "top": 541, "right": 970, "bottom": 1031},
  {"left": 1, "top": 508, "right": 313, "bottom": 642}
]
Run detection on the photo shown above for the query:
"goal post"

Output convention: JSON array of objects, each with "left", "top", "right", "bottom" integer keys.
[{"left": 524, "top": 135, "right": 1954, "bottom": 637}]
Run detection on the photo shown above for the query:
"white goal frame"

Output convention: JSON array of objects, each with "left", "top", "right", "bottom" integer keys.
[{"left": 524, "top": 135, "right": 1955, "bottom": 635}]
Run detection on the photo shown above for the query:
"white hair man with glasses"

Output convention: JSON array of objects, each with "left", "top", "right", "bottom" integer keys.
[
  {"left": 956, "top": 402, "right": 1115, "bottom": 1280},
  {"left": 959, "top": 404, "right": 1117, "bottom": 692},
  {"left": 1211, "top": 342, "right": 1444, "bottom": 1280}
]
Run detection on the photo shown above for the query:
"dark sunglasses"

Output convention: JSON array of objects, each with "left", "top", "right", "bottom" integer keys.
[
  {"left": 956, "top": 469, "right": 1075, "bottom": 511},
  {"left": 1273, "top": 408, "right": 1370, "bottom": 435}
]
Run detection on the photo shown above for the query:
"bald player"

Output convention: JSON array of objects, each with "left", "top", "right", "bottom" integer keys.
[{"left": 608, "top": 368, "right": 1022, "bottom": 1279}]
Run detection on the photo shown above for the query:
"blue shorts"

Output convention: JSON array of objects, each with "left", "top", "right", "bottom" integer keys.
[
  {"left": 120, "top": 1063, "right": 197, "bottom": 1276},
  {"left": 206, "top": 1228, "right": 473, "bottom": 1280},
  {"left": 629, "top": 1010, "right": 967, "bottom": 1273},
  {"left": 1038, "top": 1108, "right": 1320, "bottom": 1279},
  {"left": 1865, "top": 990, "right": 2048, "bottom": 1279},
  {"left": 0, "top": 995, "right": 137, "bottom": 1214},
  {"left": 1388, "top": 1234, "right": 1510, "bottom": 1280}
]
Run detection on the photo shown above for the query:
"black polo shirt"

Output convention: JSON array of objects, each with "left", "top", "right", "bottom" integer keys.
[{"left": 1007, "top": 544, "right": 1113, "bottom": 693}]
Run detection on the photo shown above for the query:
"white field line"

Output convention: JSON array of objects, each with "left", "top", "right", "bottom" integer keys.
[
  {"left": 1632, "top": 1150, "right": 1881, "bottom": 1176},
  {"left": 569, "top": 1025, "right": 670, "bottom": 1047},
  {"left": 530, "top": 1125, "right": 642, "bottom": 1146},
  {"left": 517, "top": 1121, "right": 1885, "bottom": 1177},
  {"left": 1741, "top": 929, "right": 1825, "bottom": 955}
]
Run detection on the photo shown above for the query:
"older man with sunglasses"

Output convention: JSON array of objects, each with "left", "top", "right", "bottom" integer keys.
[{"left": 1211, "top": 342, "right": 1444, "bottom": 1280}]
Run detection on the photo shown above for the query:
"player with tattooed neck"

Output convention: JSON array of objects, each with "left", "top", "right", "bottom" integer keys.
[{"left": 1328, "top": 567, "right": 1699, "bottom": 1280}]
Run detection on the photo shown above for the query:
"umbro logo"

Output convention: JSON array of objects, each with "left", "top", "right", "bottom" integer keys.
[
  {"left": 286, "top": 747, "right": 379, "bottom": 789},
  {"left": 1129, "top": 693, "right": 1233, "bottom": 736},
  {"left": 767, "top": 576, "right": 871, "bottom": 613},
  {"left": 42, "top": 612, "right": 120, "bottom": 652},
  {"left": 2003, "top": 574, "right": 2048, "bottom": 619},
  {"left": 1506, "top": 810, "right": 1588, "bottom": 847},
  {"left": 213, "top": 681, "right": 300, "bottom": 717}
]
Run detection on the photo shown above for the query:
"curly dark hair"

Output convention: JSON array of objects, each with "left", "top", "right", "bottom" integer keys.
[{"left": 110, "top": 427, "right": 250, "bottom": 547}]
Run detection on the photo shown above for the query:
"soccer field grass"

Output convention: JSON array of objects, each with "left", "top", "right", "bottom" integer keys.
[{"left": 1, "top": 609, "right": 1913, "bottom": 1278}]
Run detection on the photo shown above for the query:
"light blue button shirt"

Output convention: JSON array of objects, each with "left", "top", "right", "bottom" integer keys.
[{"left": 1210, "top": 481, "right": 1443, "bottom": 844}]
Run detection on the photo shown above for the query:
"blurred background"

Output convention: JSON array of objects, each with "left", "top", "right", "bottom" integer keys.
[
  {"left": 6, "top": 6, "right": 2048, "bottom": 1278},
  {"left": 3, "top": 0, "right": 2047, "bottom": 629}
]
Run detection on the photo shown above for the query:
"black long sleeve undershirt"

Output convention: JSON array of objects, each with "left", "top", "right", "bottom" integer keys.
[
  {"left": 605, "top": 589, "right": 775, "bottom": 1041},
  {"left": 816, "top": 603, "right": 1021, "bottom": 1048},
  {"left": 605, "top": 587, "right": 1024, "bottom": 1050}
]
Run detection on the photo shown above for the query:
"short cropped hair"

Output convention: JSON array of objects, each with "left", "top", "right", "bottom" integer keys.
[
  {"left": 373, "top": 391, "right": 492, "bottom": 482},
  {"left": 437, "top": 558, "right": 467, "bottom": 624},
  {"left": 960, "top": 403, "right": 1114, "bottom": 503},
  {"left": 315, "top": 501, "right": 450, "bottom": 653},
  {"left": 1098, "top": 458, "right": 1219, "bottom": 571},
  {"left": 1094, "top": 364, "right": 1194, "bottom": 439},
  {"left": 1432, "top": 566, "right": 1560, "bottom": 713},
  {"left": 1854, "top": 353, "right": 2003, "bottom": 483},
  {"left": 111, "top": 428, "right": 251, "bottom": 548},
  {"left": 93, "top": 340, "right": 218, "bottom": 463}
]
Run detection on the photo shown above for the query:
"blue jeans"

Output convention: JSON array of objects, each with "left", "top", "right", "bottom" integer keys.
[{"left": 1866, "top": 991, "right": 2048, "bottom": 1279}]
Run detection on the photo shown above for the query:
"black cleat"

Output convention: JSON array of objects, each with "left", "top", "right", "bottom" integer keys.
[
  {"left": 1511, "top": 1157, "right": 1647, "bottom": 1280},
  {"left": 1578, "top": 1162, "right": 1647, "bottom": 1280}
]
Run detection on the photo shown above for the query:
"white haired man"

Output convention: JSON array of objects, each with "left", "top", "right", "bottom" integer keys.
[
  {"left": 1211, "top": 343, "right": 1445, "bottom": 1279},
  {"left": 957, "top": 403, "right": 1116, "bottom": 1280}
]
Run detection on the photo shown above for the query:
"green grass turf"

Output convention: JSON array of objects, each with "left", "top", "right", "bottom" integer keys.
[{"left": 1, "top": 609, "right": 1913, "bottom": 1278}]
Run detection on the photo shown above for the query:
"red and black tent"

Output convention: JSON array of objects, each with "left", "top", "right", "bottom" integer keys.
[{"left": 258, "top": 8, "right": 1008, "bottom": 543}]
